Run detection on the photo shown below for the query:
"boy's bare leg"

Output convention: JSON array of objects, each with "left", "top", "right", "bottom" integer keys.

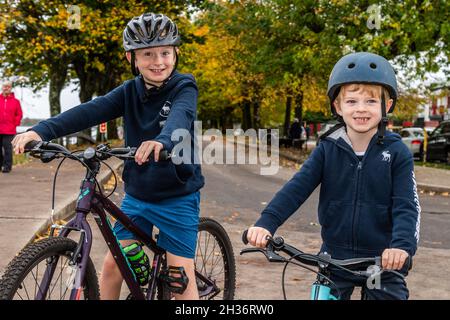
[
  {"left": 99, "top": 239, "right": 136, "bottom": 300},
  {"left": 166, "top": 252, "right": 199, "bottom": 300}
]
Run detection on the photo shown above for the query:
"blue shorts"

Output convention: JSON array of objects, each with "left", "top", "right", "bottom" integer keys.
[{"left": 113, "top": 192, "right": 200, "bottom": 259}]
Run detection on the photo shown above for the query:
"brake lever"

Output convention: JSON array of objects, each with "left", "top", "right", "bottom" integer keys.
[
  {"left": 40, "top": 151, "right": 59, "bottom": 163},
  {"left": 240, "top": 246, "right": 287, "bottom": 263}
]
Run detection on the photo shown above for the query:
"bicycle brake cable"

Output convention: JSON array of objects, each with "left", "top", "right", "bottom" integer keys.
[
  {"left": 49, "top": 150, "right": 103, "bottom": 225},
  {"left": 98, "top": 158, "right": 118, "bottom": 198},
  {"left": 51, "top": 156, "right": 68, "bottom": 225},
  {"left": 281, "top": 253, "right": 342, "bottom": 300}
]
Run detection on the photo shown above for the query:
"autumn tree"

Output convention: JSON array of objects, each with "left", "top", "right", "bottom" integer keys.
[
  {"left": 0, "top": 0, "right": 205, "bottom": 139},
  {"left": 193, "top": 0, "right": 449, "bottom": 132}
]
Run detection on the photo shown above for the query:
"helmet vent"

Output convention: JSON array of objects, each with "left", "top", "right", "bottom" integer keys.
[{"left": 348, "top": 63, "right": 355, "bottom": 69}]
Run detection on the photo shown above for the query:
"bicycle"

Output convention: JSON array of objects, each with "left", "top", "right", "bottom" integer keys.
[
  {"left": 0, "top": 141, "right": 236, "bottom": 300},
  {"left": 241, "top": 230, "right": 410, "bottom": 300}
]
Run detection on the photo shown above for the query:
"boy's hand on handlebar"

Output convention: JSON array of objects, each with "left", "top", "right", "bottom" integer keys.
[
  {"left": 135, "top": 140, "right": 163, "bottom": 165},
  {"left": 12, "top": 131, "right": 42, "bottom": 154},
  {"left": 247, "top": 226, "right": 272, "bottom": 248},
  {"left": 382, "top": 248, "right": 409, "bottom": 270}
]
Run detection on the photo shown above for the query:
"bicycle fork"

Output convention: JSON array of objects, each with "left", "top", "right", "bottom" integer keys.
[
  {"left": 36, "top": 179, "right": 96, "bottom": 300},
  {"left": 34, "top": 216, "right": 93, "bottom": 300}
]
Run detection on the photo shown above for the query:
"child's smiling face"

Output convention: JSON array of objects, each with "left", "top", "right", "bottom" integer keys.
[
  {"left": 129, "top": 46, "right": 177, "bottom": 86},
  {"left": 334, "top": 84, "right": 393, "bottom": 136}
]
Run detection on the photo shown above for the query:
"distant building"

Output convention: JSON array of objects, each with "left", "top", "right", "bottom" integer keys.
[{"left": 429, "top": 85, "right": 450, "bottom": 122}]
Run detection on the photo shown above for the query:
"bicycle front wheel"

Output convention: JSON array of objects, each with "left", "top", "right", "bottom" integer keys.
[
  {"left": 0, "top": 237, "right": 99, "bottom": 300},
  {"left": 195, "top": 217, "right": 236, "bottom": 300}
]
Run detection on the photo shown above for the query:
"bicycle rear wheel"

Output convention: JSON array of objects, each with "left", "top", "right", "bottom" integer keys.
[
  {"left": 195, "top": 217, "right": 236, "bottom": 300},
  {"left": 0, "top": 237, "right": 99, "bottom": 300}
]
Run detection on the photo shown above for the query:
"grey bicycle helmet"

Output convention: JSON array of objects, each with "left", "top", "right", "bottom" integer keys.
[
  {"left": 123, "top": 13, "right": 181, "bottom": 51},
  {"left": 326, "top": 52, "right": 398, "bottom": 144},
  {"left": 123, "top": 13, "right": 181, "bottom": 77},
  {"left": 327, "top": 52, "right": 398, "bottom": 113}
]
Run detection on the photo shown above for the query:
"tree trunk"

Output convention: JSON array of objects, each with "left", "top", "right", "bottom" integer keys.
[
  {"left": 48, "top": 62, "right": 68, "bottom": 117},
  {"left": 295, "top": 91, "right": 304, "bottom": 124},
  {"left": 253, "top": 101, "right": 260, "bottom": 130},
  {"left": 73, "top": 57, "right": 97, "bottom": 141},
  {"left": 242, "top": 101, "right": 252, "bottom": 131},
  {"left": 97, "top": 61, "right": 121, "bottom": 141},
  {"left": 284, "top": 91, "right": 292, "bottom": 137}
]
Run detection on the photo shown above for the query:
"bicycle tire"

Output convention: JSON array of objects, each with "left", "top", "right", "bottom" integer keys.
[
  {"left": 195, "top": 217, "right": 236, "bottom": 300},
  {"left": 0, "top": 237, "right": 99, "bottom": 300}
]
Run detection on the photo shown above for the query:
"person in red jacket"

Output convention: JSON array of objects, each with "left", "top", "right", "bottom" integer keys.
[{"left": 0, "top": 81, "right": 23, "bottom": 173}]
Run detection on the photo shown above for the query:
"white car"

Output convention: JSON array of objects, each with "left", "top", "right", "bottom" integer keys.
[
  {"left": 317, "top": 121, "right": 339, "bottom": 138},
  {"left": 400, "top": 127, "right": 425, "bottom": 160}
]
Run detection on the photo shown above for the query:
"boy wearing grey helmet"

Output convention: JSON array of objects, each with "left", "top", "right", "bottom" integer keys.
[
  {"left": 246, "top": 52, "right": 420, "bottom": 300},
  {"left": 13, "top": 13, "right": 204, "bottom": 300}
]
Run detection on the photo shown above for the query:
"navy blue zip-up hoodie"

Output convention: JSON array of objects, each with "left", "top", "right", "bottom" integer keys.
[
  {"left": 255, "top": 127, "right": 421, "bottom": 259},
  {"left": 31, "top": 72, "right": 204, "bottom": 202}
]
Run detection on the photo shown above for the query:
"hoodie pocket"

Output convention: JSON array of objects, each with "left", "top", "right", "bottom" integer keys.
[
  {"left": 356, "top": 204, "right": 392, "bottom": 250},
  {"left": 320, "top": 200, "right": 353, "bottom": 248},
  {"left": 123, "top": 160, "right": 192, "bottom": 192}
]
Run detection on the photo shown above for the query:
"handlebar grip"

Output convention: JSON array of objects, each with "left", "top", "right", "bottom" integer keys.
[
  {"left": 24, "top": 140, "right": 41, "bottom": 152},
  {"left": 41, "top": 141, "right": 70, "bottom": 153},
  {"left": 111, "top": 147, "right": 135, "bottom": 155},
  {"left": 159, "top": 150, "right": 170, "bottom": 161},
  {"left": 242, "top": 230, "right": 249, "bottom": 245}
]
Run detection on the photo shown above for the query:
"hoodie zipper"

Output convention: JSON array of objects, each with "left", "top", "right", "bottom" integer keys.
[
  {"left": 332, "top": 135, "right": 378, "bottom": 253},
  {"left": 353, "top": 161, "right": 363, "bottom": 252}
]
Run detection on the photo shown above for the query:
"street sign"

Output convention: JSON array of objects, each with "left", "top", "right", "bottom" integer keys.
[{"left": 99, "top": 122, "right": 107, "bottom": 134}]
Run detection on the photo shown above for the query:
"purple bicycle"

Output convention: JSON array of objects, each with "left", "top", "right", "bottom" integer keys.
[{"left": 0, "top": 141, "right": 236, "bottom": 300}]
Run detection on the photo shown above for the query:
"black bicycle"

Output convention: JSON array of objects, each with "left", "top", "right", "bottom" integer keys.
[
  {"left": 0, "top": 141, "right": 236, "bottom": 300},
  {"left": 241, "top": 230, "right": 410, "bottom": 300}
]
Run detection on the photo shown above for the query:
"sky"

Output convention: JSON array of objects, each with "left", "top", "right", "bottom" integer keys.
[{"left": 12, "top": 82, "right": 80, "bottom": 120}]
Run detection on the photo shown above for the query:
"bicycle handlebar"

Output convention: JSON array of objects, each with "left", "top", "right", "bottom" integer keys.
[
  {"left": 241, "top": 229, "right": 410, "bottom": 278},
  {"left": 24, "top": 140, "right": 170, "bottom": 162}
]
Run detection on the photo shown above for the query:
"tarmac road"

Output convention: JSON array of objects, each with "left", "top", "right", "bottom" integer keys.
[
  {"left": 103, "top": 156, "right": 450, "bottom": 299},
  {"left": 1, "top": 139, "right": 449, "bottom": 299}
]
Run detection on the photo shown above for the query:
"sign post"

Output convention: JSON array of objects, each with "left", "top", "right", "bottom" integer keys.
[{"left": 99, "top": 122, "right": 107, "bottom": 142}]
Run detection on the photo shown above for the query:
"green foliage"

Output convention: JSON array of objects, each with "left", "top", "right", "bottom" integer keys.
[
  {"left": 1, "top": 0, "right": 448, "bottom": 130},
  {"left": 190, "top": 0, "right": 448, "bottom": 128}
]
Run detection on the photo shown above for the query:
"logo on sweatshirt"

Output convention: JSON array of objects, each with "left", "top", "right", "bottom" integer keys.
[
  {"left": 381, "top": 150, "right": 391, "bottom": 162},
  {"left": 159, "top": 101, "right": 172, "bottom": 127},
  {"left": 160, "top": 101, "right": 172, "bottom": 118}
]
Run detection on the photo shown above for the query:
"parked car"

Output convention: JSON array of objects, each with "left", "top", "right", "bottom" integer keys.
[
  {"left": 316, "top": 121, "right": 339, "bottom": 146},
  {"left": 426, "top": 120, "right": 450, "bottom": 164},
  {"left": 424, "top": 127, "right": 436, "bottom": 136},
  {"left": 317, "top": 121, "right": 339, "bottom": 138},
  {"left": 400, "top": 127, "right": 425, "bottom": 160}
]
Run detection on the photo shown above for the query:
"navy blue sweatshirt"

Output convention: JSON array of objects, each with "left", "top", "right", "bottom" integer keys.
[
  {"left": 32, "top": 72, "right": 204, "bottom": 202},
  {"left": 255, "top": 127, "right": 421, "bottom": 259}
]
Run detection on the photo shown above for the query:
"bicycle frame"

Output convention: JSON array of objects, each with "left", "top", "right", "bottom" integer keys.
[
  {"left": 36, "top": 175, "right": 165, "bottom": 300},
  {"left": 23, "top": 142, "right": 222, "bottom": 300},
  {"left": 37, "top": 175, "right": 218, "bottom": 300}
]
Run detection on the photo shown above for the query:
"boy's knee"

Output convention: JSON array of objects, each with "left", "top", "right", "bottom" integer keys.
[{"left": 102, "top": 253, "right": 120, "bottom": 275}]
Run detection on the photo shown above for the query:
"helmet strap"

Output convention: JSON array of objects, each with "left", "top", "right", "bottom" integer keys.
[
  {"left": 377, "top": 92, "right": 389, "bottom": 145},
  {"left": 130, "top": 51, "right": 139, "bottom": 76}
]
